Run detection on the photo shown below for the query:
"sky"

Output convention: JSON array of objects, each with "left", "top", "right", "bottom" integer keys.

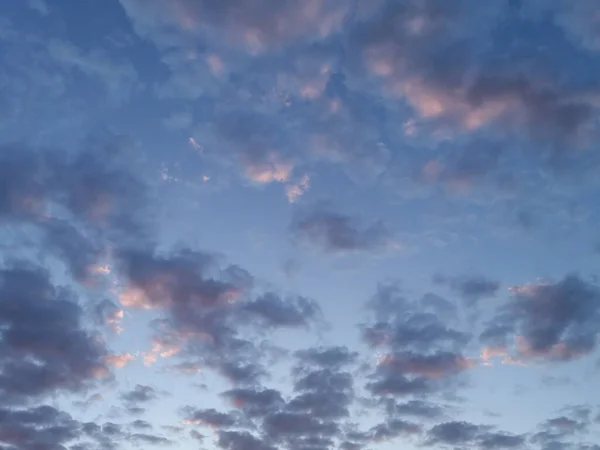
[{"left": 1, "top": 0, "right": 600, "bottom": 449}]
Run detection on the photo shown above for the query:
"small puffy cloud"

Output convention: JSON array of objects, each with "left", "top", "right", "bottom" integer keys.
[
  {"left": 376, "top": 351, "right": 476, "bottom": 379},
  {"left": 218, "top": 430, "right": 276, "bottom": 450},
  {"left": 241, "top": 293, "right": 321, "bottom": 328},
  {"left": 436, "top": 274, "right": 500, "bottom": 306},
  {"left": 121, "top": 385, "right": 158, "bottom": 405},
  {"left": 286, "top": 174, "right": 310, "bottom": 203},
  {"left": 243, "top": 155, "right": 293, "bottom": 184},
  {"left": 369, "top": 419, "right": 422, "bottom": 442},
  {"left": 182, "top": 408, "right": 239, "bottom": 428},
  {"left": 425, "top": 421, "right": 524, "bottom": 449},
  {"left": 391, "top": 400, "right": 445, "bottom": 420},
  {"left": 129, "top": 433, "right": 172, "bottom": 445},
  {"left": 94, "top": 299, "right": 124, "bottom": 334},
  {"left": 295, "top": 346, "right": 358, "bottom": 369},
  {"left": 105, "top": 353, "right": 135, "bottom": 369},
  {"left": 291, "top": 206, "right": 395, "bottom": 253},
  {"left": 481, "top": 275, "right": 600, "bottom": 362},
  {"left": 143, "top": 337, "right": 182, "bottom": 366},
  {"left": 362, "top": 283, "right": 470, "bottom": 397},
  {"left": 222, "top": 388, "right": 285, "bottom": 418}
]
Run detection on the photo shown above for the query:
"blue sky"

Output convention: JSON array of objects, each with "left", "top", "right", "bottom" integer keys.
[{"left": 1, "top": 1, "right": 600, "bottom": 449}]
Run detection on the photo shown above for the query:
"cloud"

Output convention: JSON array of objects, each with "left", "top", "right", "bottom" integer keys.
[
  {"left": 525, "top": 1, "right": 600, "bottom": 52},
  {"left": 369, "top": 419, "right": 422, "bottom": 442},
  {"left": 362, "top": 283, "right": 471, "bottom": 397},
  {"left": 116, "top": 245, "right": 321, "bottom": 385},
  {"left": 390, "top": 400, "right": 445, "bottom": 420},
  {"left": 289, "top": 368, "right": 354, "bottom": 420},
  {"left": 295, "top": 346, "right": 358, "bottom": 369},
  {"left": 121, "top": 385, "right": 159, "bottom": 405},
  {"left": 425, "top": 421, "right": 525, "bottom": 449},
  {"left": 363, "top": 284, "right": 469, "bottom": 352},
  {"left": 376, "top": 351, "right": 476, "bottom": 379},
  {"left": 47, "top": 39, "right": 138, "bottom": 104},
  {"left": 291, "top": 206, "right": 394, "bottom": 253},
  {"left": 210, "top": 348, "right": 361, "bottom": 450},
  {"left": 243, "top": 155, "right": 293, "bottom": 184},
  {"left": 436, "top": 274, "right": 500, "bottom": 306},
  {"left": 105, "top": 353, "right": 135, "bottom": 369},
  {"left": 0, "top": 138, "right": 148, "bottom": 282},
  {"left": 221, "top": 388, "right": 285, "bottom": 418},
  {"left": 0, "top": 405, "right": 81, "bottom": 450},
  {"left": 286, "top": 174, "right": 310, "bottom": 203},
  {"left": 119, "top": 0, "right": 350, "bottom": 52},
  {"left": 129, "top": 433, "right": 173, "bottom": 446},
  {"left": 26, "top": 0, "right": 49, "bottom": 15},
  {"left": 481, "top": 275, "right": 600, "bottom": 362},
  {"left": 0, "top": 264, "right": 110, "bottom": 405},
  {"left": 218, "top": 430, "right": 276, "bottom": 450},
  {"left": 262, "top": 411, "right": 339, "bottom": 440},
  {"left": 241, "top": 293, "right": 321, "bottom": 328},
  {"left": 531, "top": 406, "right": 596, "bottom": 450},
  {"left": 183, "top": 408, "right": 239, "bottom": 428},
  {"left": 131, "top": 419, "right": 153, "bottom": 430},
  {"left": 348, "top": 0, "right": 599, "bottom": 148},
  {"left": 94, "top": 299, "right": 124, "bottom": 334}
]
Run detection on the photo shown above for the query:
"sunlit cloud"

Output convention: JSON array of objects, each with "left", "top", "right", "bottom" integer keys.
[
  {"left": 243, "top": 156, "right": 293, "bottom": 184},
  {"left": 143, "top": 338, "right": 182, "bottom": 366},
  {"left": 286, "top": 174, "right": 310, "bottom": 203},
  {"left": 105, "top": 353, "right": 135, "bottom": 369}
]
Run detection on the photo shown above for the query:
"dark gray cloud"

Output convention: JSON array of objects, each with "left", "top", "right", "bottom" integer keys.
[
  {"left": 369, "top": 419, "right": 422, "bottom": 442},
  {"left": 481, "top": 275, "right": 600, "bottom": 362},
  {"left": 389, "top": 399, "right": 445, "bottom": 420},
  {"left": 362, "top": 283, "right": 472, "bottom": 398},
  {"left": 291, "top": 206, "right": 393, "bottom": 253},
  {"left": 295, "top": 346, "right": 358, "bottom": 369},
  {"left": 289, "top": 369, "right": 353, "bottom": 420},
  {"left": 0, "top": 139, "right": 146, "bottom": 230},
  {"left": 3, "top": 3, "right": 600, "bottom": 450},
  {"left": 531, "top": 406, "right": 597, "bottom": 450},
  {"left": 262, "top": 411, "right": 339, "bottom": 440},
  {"left": 0, "top": 405, "right": 81, "bottom": 450},
  {"left": 121, "top": 384, "right": 159, "bottom": 405},
  {"left": 183, "top": 408, "right": 240, "bottom": 428},
  {"left": 436, "top": 274, "right": 500, "bottom": 306},
  {"left": 363, "top": 283, "right": 470, "bottom": 352},
  {"left": 131, "top": 419, "right": 153, "bottom": 430},
  {"left": 218, "top": 430, "right": 276, "bottom": 450},
  {"left": 118, "top": 246, "right": 321, "bottom": 385},
  {"left": 375, "top": 351, "right": 474, "bottom": 378},
  {"left": 419, "top": 293, "right": 458, "bottom": 320},
  {"left": 129, "top": 433, "right": 172, "bottom": 446},
  {"left": 425, "top": 421, "right": 524, "bottom": 449},
  {"left": 0, "top": 404, "right": 173, "bottom": 450},
  {"left": 0, "top": 139, "right": 148, "bottom": 283},
  {"left": 0, "top": 264, "right": 109, "bottom": 405},
  {"left": 211, "top": 346, "right": 363, "bottom": 450},
  {"left": 221, "top": 388, "right": 285, "bottom": 418},
  {"left": 93, "top": 299, "right": 123, "bottom": 333},
  {"left": 534, "top": 407, "right": 592, "bottom": 440},
  {"left": 242, "top": 293, "right": 321, "bottom": 328},
  {"left": 43, "top": 218, "right": 105, "bottom": 283}
]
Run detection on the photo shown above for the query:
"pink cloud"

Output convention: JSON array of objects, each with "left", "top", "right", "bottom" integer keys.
[{"left": 105, "top": 353, "right": 135, "bottom": 369}]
